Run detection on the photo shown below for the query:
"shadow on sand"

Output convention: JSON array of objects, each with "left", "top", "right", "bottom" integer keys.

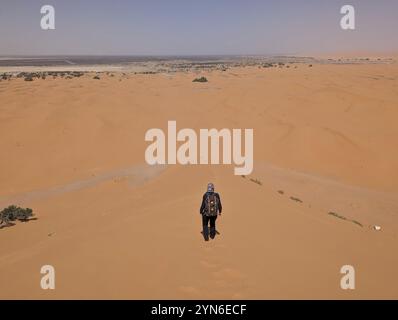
[
  {"left": 201, "top": 227, "right": 220, "bottom": 241},
  {"left": 0, "top": 217, "right": 37, "bottom": 230}
]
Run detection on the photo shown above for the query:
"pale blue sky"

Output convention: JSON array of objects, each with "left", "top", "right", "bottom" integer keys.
[{"left": 0, "top": 0, "right": 397, "bottom": 55}]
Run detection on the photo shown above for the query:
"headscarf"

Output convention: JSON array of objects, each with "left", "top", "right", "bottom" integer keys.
[{"left": 207, "top": 183, "right": 214, "bottom": 192}]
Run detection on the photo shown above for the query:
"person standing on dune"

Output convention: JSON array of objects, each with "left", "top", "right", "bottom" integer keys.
[{"left": 200, "top": 183, "right": 222, "bottom": 240}]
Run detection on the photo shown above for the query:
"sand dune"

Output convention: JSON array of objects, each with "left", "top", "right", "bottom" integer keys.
[{"left": 0, "top": 62, "right": 397, "bottom": 299}]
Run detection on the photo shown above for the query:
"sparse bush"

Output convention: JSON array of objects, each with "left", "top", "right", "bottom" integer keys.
[
  {"left": 0, "top": 205, "right": 34, "bottom": 226},
  {"left": 250, "top": 178, "right": 262, "bottom": 186},
  {"left": 352, "top": 220, "right": 363, "bottom": 227},
  {"left": 193, "top": 76, "right": 208, "bottom": 83},
  {"left": 290, "top": 196, "right": 303, "bottom": 203},
  {"left": 93, "top": 75, "right": 100, "bottom": 80},
  {"left": 71, "top": 71, "right": 84, "bottom": 77},
  {"left": 328, "top": 211, "right": 363, "bottom": 227},
  {"left": 328, "top": 211, "right": 346, "bottom": 220}
]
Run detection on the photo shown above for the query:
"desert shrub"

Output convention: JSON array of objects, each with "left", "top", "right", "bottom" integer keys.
[
  {"left": 193, "top": 76, "right": 208, "bottom": 83},
  {"left": 290, "top": 196, "right": 303, "bottom": 203},
  {"left": 0, "top": 205, "right": 34, "bottom": 226},
  {"left": 71, "top": 72, "right": 84, "bottom": 77},
  {"left": 250, "top": 178, "right": 262, "bottom": 186},
  {"left": 328, "top": 211, "right": 363, "bottom": 227},
  {"left": 328, "top": 211, "right": 346, "bottom": 220},
  {"left": 93, "top": 75, "right": 100, "bottom": 80}
]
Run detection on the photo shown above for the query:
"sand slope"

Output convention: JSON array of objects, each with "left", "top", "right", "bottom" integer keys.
[{"left": 0, "top": 63, "right": 397, "bottom": 299}]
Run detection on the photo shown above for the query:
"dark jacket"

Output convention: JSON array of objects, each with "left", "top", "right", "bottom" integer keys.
[{"left": 200, "top": 192, "right": 222, "bottom": 215}]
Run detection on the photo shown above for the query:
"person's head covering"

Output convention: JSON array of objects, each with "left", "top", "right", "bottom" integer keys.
[{"left": 207, "top": 183, "right": 214, "bottom": 192}]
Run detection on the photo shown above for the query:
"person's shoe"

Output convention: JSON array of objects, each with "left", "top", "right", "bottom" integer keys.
[
  {"left": 210, "top": 227, "right": 216, "bottom": 239},
  {"left": 202, "top": 227, "right": 209, "bottom": 241}
]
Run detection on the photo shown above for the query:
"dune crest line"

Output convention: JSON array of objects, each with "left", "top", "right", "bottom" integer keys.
[{"left": 0, "top": 164, "right": 167, "bottom": 208}]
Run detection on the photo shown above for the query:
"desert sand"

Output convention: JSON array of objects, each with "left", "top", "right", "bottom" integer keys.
[{"left": 0, "top": 61, "right": 398, "bottom": 299}]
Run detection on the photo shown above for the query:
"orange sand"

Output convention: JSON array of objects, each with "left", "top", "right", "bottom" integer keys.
[{"left": 0, "top": 63, "right": 398, "bottom": 299}]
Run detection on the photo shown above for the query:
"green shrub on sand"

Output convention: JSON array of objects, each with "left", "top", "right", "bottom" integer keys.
[
  {"left": 193, "top": 76, "right": 208, "bottom": 83},
  {"left": 0, "top": 205, "right": 34, "bottom": 226}
]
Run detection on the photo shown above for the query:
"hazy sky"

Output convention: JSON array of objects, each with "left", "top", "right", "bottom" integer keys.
[{"left": 0, "top": 0, "right": 397, "bottom": 56}]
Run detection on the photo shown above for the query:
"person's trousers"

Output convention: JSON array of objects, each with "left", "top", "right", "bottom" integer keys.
[{"left": 202, "top": 214, "right": 217, "bottom": 239}]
